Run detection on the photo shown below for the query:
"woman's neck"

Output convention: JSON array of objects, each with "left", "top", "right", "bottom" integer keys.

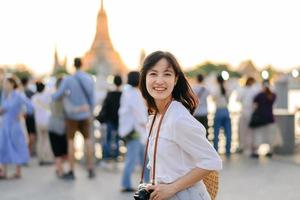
[{"left": 155, "top": 96, "right": 172, "bottom": 114}]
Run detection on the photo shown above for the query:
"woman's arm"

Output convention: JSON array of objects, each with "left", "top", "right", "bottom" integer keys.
[
  {"left": 170, "top": 167, "right": 211, "bottom": 194},
  {"left": 148, "top": 168, "right": 211, "bottom": 200}
]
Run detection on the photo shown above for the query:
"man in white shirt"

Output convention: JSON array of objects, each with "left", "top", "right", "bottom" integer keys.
[{"left": 118, "top": 71, "right": 149, "bottom": 192}]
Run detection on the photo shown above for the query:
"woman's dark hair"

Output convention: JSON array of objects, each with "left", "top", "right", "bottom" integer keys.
[
  {"left": 127, "top": 71, "right": 140, "bottom": 87},
  {"left": 197, "top": 74, "right": 204, "bottom": 83},
  {"left": 217, "top": 75, "right": 226, "bottom": 96},
  {"left": 140, "top": 51, "right": 198, "bottom": 114},
  {"left": 36, "top": 81, "right": 45, "bottom": 93},
  {"left": 245, "top": 77, "right": 255, "bottom": 86},
  {"left": 262, "top": 79, "right": 274, "bottom": 100},
  {"left": 114, "top": 75, "right": 122, "bottom": 87},
  {"left": 20, "top": 77, "right": 29, "bottom": 87},
  {"left": 7, "top": 77, "right": 18, "bottom": 89},
  {"left": 55, "top": 77, "right": 63, "bottom": 89}
]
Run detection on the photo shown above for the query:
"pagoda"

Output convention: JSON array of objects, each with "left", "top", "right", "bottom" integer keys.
[
  {"left": 83, "top": 0, "right": 127, "bottom": 77},
  {"left": 52, "top": 47, "right": 67, "bottom": 75}
]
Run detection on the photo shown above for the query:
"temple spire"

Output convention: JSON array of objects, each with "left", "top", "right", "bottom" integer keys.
[
  {"left": 92, "top": 0, "right": 112, "bottom": 50},
  {"left": 53, "top": 46, "right": 60, "bottom": 69},
  {"left": 83, "top": 0, "right": 127, "bottom": 77}
]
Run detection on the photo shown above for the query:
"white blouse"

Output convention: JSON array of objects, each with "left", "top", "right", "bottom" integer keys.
[{"left": 147, "top": 101, "right": 222, "bottom": 185}]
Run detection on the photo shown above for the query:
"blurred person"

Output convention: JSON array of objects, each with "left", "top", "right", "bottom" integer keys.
[
  {"left": 0, "top": 77, "right": 33, "bottom": 179},
  {"left": 21, "top": 77, "right": 37, "bottom": 156},
  {"left": 236, "top": 77, "right": 259, "bottom": 154},
  {"left": 32, "top": 81, "right": 54, "bottom": 165},
  {"left": 118, "top": 71, "right": 149, "bottom": 192},
  {"left": 0, "top": 68, "right": 5, "bottom": 175},
  {"left": 0, "top": 68, "right": 5, "bottom": 105},
  {"left": 48, "top": 77, "right": 68, "bottom": 177},
  {"left": 211, "top": 75, "right": 232, "bottom": 157},
  {"left": 97, "top": 75, "right": 122, "bottom": 161},
  {"left": 50, "top": 77, "right": 90, "bottom": 177},
  {"left": 52, "top": 57, "right": 95, "bottom": 180},
  {"left": 193, "top": 73, "right": 210, "bottom": 138},
  {"left": 250, "top": 80, "right": 282, "bottom": 158},
  {"left": 139, "top": 51, "right": 221, "bottom": 200}
]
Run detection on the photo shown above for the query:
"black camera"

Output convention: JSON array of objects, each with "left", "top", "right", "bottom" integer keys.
[{"left": 133, "top": 183, "right": 153, "bottom": 200}]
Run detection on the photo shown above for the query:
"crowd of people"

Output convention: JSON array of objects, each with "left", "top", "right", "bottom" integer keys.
[{"left": 0, "top": 52, "right": 283, "bottom": 198}]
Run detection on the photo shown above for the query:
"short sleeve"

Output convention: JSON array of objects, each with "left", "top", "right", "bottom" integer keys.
[{"left": 173, "top": 115, "right": 222, "bottom": 171}]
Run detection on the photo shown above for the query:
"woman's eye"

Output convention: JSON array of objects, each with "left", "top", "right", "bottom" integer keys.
[
  {"left": 149, "top": 72, "right": 157, "bottom": 76},
  {"left": 164, "top": 73, "right": 172, "bottom": 76}
]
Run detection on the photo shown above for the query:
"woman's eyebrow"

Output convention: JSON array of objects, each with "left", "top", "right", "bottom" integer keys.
[
  {"left": 149, "top": 69, "right": 158, "bottom": 72},
  {"left": 164, "top": 67, "right": 174, "bottom": 72}
]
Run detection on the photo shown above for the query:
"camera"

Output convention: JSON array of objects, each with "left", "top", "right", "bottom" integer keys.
[{"left": 133, "top": 183, "right": 153, "bottom": 200}]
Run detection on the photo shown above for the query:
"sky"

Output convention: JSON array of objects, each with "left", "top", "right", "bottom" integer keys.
[{"left": 0, "top": 0, "right": 300, "bottom": 75}]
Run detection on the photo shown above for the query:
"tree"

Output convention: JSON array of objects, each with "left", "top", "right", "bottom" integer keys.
[{"left": 185, "top": 62, "right": 241, "bottom": 78}]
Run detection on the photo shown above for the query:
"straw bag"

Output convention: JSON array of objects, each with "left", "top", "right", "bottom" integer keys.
[
  {"left": 137, "top": 101, "right": 219, "bottom": 200},
  {"left": 203, "top": 171, "right": 219, "bottom": 200}
]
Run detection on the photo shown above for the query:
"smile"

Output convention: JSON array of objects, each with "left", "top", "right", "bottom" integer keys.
[{"left": 154, "top": 87, "right": 167, "bottom": 91}]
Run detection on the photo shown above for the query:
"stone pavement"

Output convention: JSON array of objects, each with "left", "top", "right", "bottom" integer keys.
[{"left": 1, "top": 153, "right": 300, "bottom": 200}]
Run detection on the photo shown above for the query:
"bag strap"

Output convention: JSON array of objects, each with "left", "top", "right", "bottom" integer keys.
[
  {"left": 140, "top": 100, "right": 172, "bottom": 185},
  {"left": 74, "top": 75, "right": 92, "bottom": 106}
]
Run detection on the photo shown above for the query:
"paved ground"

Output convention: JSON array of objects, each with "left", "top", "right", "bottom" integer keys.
[{"left": 1, "top": 152, "right": 300, "bottom": 200}]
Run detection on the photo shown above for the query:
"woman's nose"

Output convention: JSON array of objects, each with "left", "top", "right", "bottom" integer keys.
[{"left": 154, "top": 76, "right": 164, "bottom": 84}]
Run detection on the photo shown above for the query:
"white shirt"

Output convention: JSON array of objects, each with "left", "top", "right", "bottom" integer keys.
[
  {"left": 237, "top": 84, "right": 260, "bottom": 116},
  {"left": 118, "top": 85, "right": 148, "bottom": 143},
  {"left": 32, "top": 91, "right": 51, "bottom": 127},
  {"left": 147, "top": 101, "right": 222, "bottom": 185}
]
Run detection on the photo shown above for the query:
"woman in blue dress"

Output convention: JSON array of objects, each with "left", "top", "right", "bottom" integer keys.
[{"left": 0, "top": 77, "right": 33, "bottom": 179}]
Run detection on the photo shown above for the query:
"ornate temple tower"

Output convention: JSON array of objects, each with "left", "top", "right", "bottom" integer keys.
[
  {"left": 83, "top": 0, "right": 127, "bottom": 77},
  {"left": 52, "top": 47, "right": 67, "bottom": 75}
]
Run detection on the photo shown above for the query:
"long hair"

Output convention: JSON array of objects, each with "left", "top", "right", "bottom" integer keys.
[
  {"left": 263, "top": 80, "right": 274, "bottom": 100},
  {"left": 6, "top": 77, "right": 18, "bottom": 89},
  {"left": 217, "top": 75, "right": 226, "bottom": 96},
  {"left": 245, "top": 77, "right": 255, "bottom": 87},
  {"left": 140, "top": 51, "right": 198, "bottom": 114}
]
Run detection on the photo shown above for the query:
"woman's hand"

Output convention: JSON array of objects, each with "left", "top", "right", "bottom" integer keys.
[
  {"left": 147, "top": 184, "right": 176, "bottom": 200},
  {"left": 77, "top": 104, "right": 89, "bottom": 112}
]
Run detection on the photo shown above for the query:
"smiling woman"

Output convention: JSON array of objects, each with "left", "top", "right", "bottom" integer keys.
[
  {"left": 0, "top": 0, "right": 300, "bottom": 75},
  {"left": 137, "top": 51, "right": 222, "bottom": 200}
]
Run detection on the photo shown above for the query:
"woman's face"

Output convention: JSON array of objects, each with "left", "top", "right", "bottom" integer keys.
[
  {"left": 146, "top": 58, "right": 177, "bottom": 102},
  {"left": 3, "top": 79, "right": 13, "bottom": 92}
]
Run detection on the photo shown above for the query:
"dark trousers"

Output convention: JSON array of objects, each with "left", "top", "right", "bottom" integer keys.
[{"left": 195, "top": 115, "right": 209, "bottom": 138}]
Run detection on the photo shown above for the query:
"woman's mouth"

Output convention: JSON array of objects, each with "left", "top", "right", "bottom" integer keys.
[{"left": 154, "top": 87, "right": 167, "bottom": 92}]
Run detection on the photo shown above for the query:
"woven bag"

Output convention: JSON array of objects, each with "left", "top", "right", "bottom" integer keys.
[{"left": 203, "top": 171, "right": 219, "bottom": 200}]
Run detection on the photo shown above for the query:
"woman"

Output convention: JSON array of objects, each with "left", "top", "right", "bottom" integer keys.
[
  {"left": 236, "top": 77, "right": 259, "bottom": 154},
  {"left": 250, "top": 80, "right": 282, "bottom": 158},
  {"left": 48, "top": 77, "right": 68, "bottom": 177},
  {"left": 99, "top": 75, "right": 122, "bottom": 160},
  {"left": 32, "top": 81, "right": 54, "bottom": 165},
  {"left": 0, "top": 77, "right": 33, "bottom": 179},
  {"left": 193, "top": 74, "right": 210, "bottom": 138},
  {"left": 140, "top": 51, "right": 222, "bottom": 200},
  {"left": 211, "top": 75, "right": 232, "bottom": 157}
]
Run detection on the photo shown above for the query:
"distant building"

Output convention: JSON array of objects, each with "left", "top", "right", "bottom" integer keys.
[
  {"left": 238, "top": 60, "right": 260, "bottom": 80},
  {"left": 52, "top": 47, "right": 67, "bottom": 75},
  {"left": 83, "top": 0, "right": 127, "bottom": 78}
]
